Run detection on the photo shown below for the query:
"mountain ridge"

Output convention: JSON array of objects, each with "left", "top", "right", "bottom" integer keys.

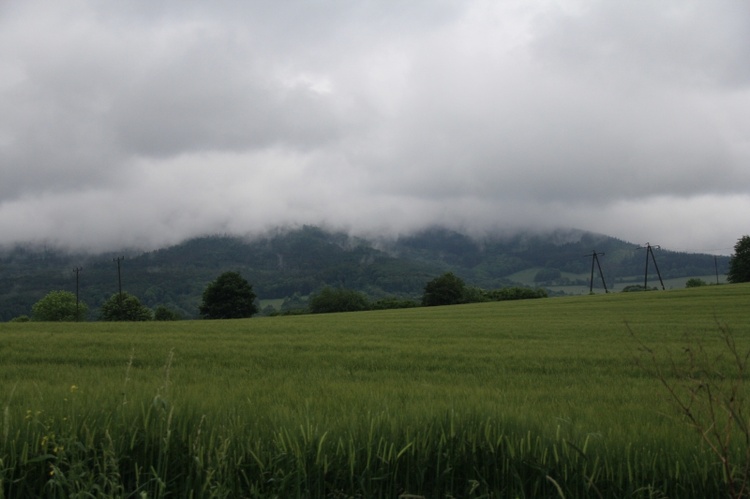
[{"left": 0, "top": 225, "right": 731, "bottom": 320}]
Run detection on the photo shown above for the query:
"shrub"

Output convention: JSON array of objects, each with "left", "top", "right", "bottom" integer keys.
[
  {"left": 370, "top": 297, "right": 419, "bottom": 310},
  {"left": 99, "top": 292, "right": 153, "bottom": 321},
  {"left": 154, "top": 305, "right": 181, "bottom": 321},
  {"left": 485, "top": 286, "right": 548, "bottom": 301},
  {"left": 462, "top": 286, "right": 491, "bottom": 304},
  {"left": 686, "top": 278, "right": 708, "bottom": 288},
  {"left": 309, "top": 287, "right": 369, "bottom": 313}
]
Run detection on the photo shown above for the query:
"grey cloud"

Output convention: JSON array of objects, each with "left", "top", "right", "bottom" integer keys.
[
  {"left": 355, "top": 1, "right": 750, "bottom": 208},
  {"left": 1, "top": 0, "right": 749, "bottom": 253},
  {"left": 531, "top": 1, "right": 750, "bottom": 88},
  {"left": 110, "top": 48, "right": 345, "bottom": 157},
  {"left": 364, "top": 77, "right": 745, "bottom": 205}
]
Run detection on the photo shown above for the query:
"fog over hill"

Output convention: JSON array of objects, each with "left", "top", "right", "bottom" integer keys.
[
  {"left": 0, "top": 225, "right": 730, "bottom": 321},
  {"left": 1, "top": 2, "right": 748, "bottom": 254}
]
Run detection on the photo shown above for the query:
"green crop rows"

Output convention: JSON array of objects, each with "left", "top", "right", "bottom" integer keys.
[{"left": 1, "top": 284, "right": 749, "bottom": 497}]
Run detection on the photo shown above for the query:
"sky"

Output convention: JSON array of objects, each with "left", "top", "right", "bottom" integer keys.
[{"left": 1, "top": 1, "right": 748, "bottom": 254}]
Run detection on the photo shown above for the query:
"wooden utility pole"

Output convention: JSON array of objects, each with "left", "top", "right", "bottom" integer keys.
[
  {"left": 73, "top": 267, "right": 82, "bottom": 321},
  {"left": 639, "top": 243, "right": 665, "bottom": 290},
  {"left": 585, "top": 251, "right": 608, "bottom": 293},
  {"left": 113, "top": 256, "right": 125, "bottom": 311}
]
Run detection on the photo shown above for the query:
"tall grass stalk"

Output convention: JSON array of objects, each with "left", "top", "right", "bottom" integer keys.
[{"left": 631, "top": 318, "right": 750, "bottom": 498}]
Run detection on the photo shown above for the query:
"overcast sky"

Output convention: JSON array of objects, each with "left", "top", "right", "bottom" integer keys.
[{"left": 1, "top": 1, "right": 748, "bottom": 254}]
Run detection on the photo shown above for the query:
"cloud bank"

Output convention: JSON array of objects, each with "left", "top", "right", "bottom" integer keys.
[{"left": 1, "top": 1, "right": 748, "bottom": 253}]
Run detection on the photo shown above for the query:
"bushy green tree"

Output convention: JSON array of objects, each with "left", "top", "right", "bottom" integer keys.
[
  {"left": 32, "top": 290, "right": 88, "bottom": 321},
  {"left": 308, "top": 287, "right": 369, "bottom": 313},
  {"left": 99, "top": 292, "right": 152, "bottom": 321},
  {"left": 422, "top": 272, "right": 466, "bottom": 306},
  {"left": 727, "top": 235, "right": 750, "bottom": 283},
  {"left": 199, "top": 271, "right": 258, "bottom": 319}
]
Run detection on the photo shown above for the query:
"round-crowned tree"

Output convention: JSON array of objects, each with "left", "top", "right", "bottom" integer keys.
[
  {"left": 199, "top": 271, "right": 258, "bottom": 319},
  {"left": 422, "top": 272, "right": 466, "bottom": 306},
  {"left": 32, "top": 290, "right": 88, "bottom": 321},
  {"left": 727, "top": 235, "right": 750, "bottom": 284},
  {"left": 99, "top": 292, "right": 153, "bottom": 321}
]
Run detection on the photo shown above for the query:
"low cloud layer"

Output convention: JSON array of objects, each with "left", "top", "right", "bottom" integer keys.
[{"left": 1, "top": 1, "right": 748, "bottom": 253}]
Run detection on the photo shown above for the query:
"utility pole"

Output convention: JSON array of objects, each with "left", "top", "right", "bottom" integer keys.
[
  {"left": 73, "top": 267, "right": 82, "bottom": 321},
  {"left": 638, "top": 243, "right": 665, "bottom": 290},
  {"left": 113, "top": 256, "right": 125, "bottom": 312},
  {"left": 585, "top": 251, "right": 608, "bottom": 294}
]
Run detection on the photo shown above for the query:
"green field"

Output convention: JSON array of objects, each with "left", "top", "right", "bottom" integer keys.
[{"left": 1, "top": 284, "right": 749, "bottom": 497}]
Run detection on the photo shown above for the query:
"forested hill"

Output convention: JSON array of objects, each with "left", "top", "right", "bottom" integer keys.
[{"left": 0, "top": 225, "right": 730, "bottom": 320}]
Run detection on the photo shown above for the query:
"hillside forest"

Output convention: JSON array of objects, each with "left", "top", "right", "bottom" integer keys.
[{"left": 0, "top": 226, "right": 730, "bottom": 321}]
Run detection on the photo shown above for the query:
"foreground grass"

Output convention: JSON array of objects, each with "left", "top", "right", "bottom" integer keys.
[{"left": 1, "top": 284, "right": 749, "bottom": 497}]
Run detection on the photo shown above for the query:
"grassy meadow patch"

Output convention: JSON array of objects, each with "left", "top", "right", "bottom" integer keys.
[{"left": 1, "top": 284, "right": 749, "bottom": 497}]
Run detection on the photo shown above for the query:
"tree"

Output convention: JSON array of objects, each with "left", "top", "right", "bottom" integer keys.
[
  {"left": 422, "top": 272, "right": 466, "bottom": 306},
  {"left": 727, "top": 235, "right": 750, "bottom": 284},
  {"left": 32, "top": 290, "right": 88, "bottom": 321},
  {"left": 99, "top": 292, "right": 153, "bottom": 321},
  {"left": 308, "top": 287, "right": 369, "bottom": 314},
  {"left": 199, "top": 271, "right": 258, "bottom": 319}
]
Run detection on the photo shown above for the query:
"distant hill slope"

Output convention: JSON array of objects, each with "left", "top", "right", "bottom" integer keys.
[
  {"left": 0, "top": 226, "right": 730, "bottom": 320},
  {"left": 390, "top": 227, "right": 727, "bottom": 289}
]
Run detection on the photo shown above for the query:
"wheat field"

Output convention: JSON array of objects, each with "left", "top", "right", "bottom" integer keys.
[{"left": 1, "top": 284, "right": 749, "bottom": 497}]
